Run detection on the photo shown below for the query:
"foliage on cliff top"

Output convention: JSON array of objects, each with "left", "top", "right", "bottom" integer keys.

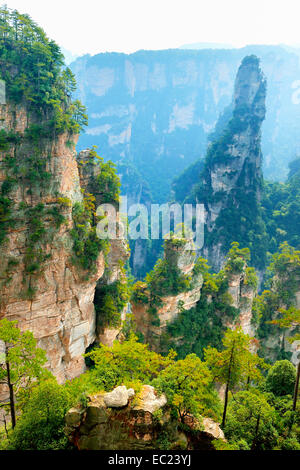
[
  {"left": 1, "top": 327, "right": 299, "bottom": 450},
  {"left": 0, "top": 5, "right": 87, "bottom": 134},
  {"left": 162, "top": 243, "right": 257, "bottom": 359},
  {"left": 255, "top": 243, "right": 300, "bottom": 357},
  {"left": 262, "top": 162, "right": 300, "bottom": 252}
]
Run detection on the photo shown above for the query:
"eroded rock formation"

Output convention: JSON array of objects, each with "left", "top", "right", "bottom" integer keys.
[
  {"left": 0, "top": 102, "right": 128, "bottom": 382},
  {"left": 194, "top": 55, "right": 267, "bottom": 271},
  {"left": 132, "top": 238, "right": 203, "bottom": 350},
  {"left": 65, "top": 384, "right": 224, "bottom": 450}
]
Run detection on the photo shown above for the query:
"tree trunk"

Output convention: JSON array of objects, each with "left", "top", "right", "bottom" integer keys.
[
  {"left": 292, "top": 361, "right": 300, "bottom": 412},
  {"left": 221, "top": 381, "right": 229, "bottom": 428},
  {"left": 5, "top": 358, "right": 16, "bottom": 429},
  {"left": 251, "top": 412, "right": 261, "bottom": 450},
  {"left": 221, "top": 342, "right": 235, "bottom": 428},
  {"left": 289, "top": 361, "right": 300, "bottom": 433}
]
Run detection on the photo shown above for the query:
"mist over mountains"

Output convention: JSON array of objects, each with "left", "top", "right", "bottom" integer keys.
[{"left": 70, "top": 44, "right": 300, "bottom": 204}]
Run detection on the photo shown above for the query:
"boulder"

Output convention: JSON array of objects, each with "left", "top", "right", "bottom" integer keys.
[
  {"left": 202, "top": 417, "right": 225, "bottom": 440},
  {"left": 104, "top": 385, "right": 134, "bottom": 408},
  {"left": 133, "top": 385, "right": 167, "bottom": 413}
]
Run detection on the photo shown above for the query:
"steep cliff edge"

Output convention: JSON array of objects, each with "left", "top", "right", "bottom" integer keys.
[
  {"left": 0, "top": 102, "right": 102, "bottom": 381},
  {"left": 132, "top": 237, "right": 203, "bottom": 350},
  {"left": 191, "top": 55, "right": 267, "bottom": 271},
  {"left": 0, "top": 11, "right": 129, "bottom": 382}
]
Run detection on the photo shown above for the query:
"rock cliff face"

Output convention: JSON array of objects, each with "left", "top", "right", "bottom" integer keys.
[
  {"left": 65, "top": 385, "right": 225, "bottom": 450},
  {"left": 226, "top": 271, "right": 256, "bottom": 337},
  {"left": 76, "top": 149, "right": 130, "bottom": 347},
  {"left": 194, "top": 55, "right": 267, "bottom": 271},
  {"left": 131, "top": 238, "right": 258, "bottom": 357},
  {"left": 0, "top": 102, "right": 128, "bottom": 382},
  {"left": 260, "top": 286, "right": 300, "bottom": 365},
  {"left": 132, "top": 239, "right": 203, "bottom": 350}
]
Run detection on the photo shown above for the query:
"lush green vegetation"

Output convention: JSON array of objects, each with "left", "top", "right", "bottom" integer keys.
[
  {"left": 0, "top": 6, "right": 91, "bottom": 297},
  {"left": 265, "top": 360, "right": 296, "bottom": 397},
  {"left": 262, "top": 159, "right": 300, "bottom": 252},
  {"left": 162, "top": 243, "right": 255, "bottom": 358},
  {"left": 95, "top": 273, "right": 131, "bottom": 330},
  {"left": 255, "top": 242, "right": 300, "bottom": 359},
  {"left": 0, "top": 319, "right": 47, "bottom": 430},
  {"left": 0, "top": 6, "right": 87, "bottom": 133},
  {"left": 205, "top": 328, "right": 269, "bottom": 427},
  {"left": 70, "top": 198, "right": 108, "bottom": 274},
  {"left": 70, "top": 147, "right": 121, "bottom": 275},
  {"left": 1, "top": 324, "right": 299, "bottom": 451}
]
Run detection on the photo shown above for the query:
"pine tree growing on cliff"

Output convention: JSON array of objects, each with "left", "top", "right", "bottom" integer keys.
[
  {"left": 204, "top": 328, "right": 268, "bottom": 428},
  {"left": 269, "top": 307, "right": 300, "bottom": 426},
  {"left": 0, "top": 319, "right": 47, "bottom": 428}
]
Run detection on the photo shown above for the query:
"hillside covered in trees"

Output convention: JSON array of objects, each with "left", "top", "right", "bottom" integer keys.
[{"left": 0, "top": 5, "right": 299, "bottom": 453}]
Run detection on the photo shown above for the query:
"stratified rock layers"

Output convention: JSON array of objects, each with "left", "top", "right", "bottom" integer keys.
[
  {"left": 199, "top": 55, "right": 267, "bottom": 270},
  {"left": 0, "top": 103, "right": 125, "bottom": 382},
  {"left": 65, "top": 385, "right": 224, "bottom": 450}
]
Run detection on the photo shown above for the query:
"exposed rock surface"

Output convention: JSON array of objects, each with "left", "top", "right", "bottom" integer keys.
[
  {"left": 103, "top": 385, "right": 135, "bottom": 408},
  {"left": 133, "top": 385, "right": 167, "bottom": 413},
  {"left": 65, "top": 385, "right": 224, "bottom": 450},
  {"left": 0, "top": 105, "right": 127, "bottom": 382},
  {"left": 196, "top": 55, "right": 266, "bottom": 271},
  {"left": 132, "top": 239, "right": 203, "bottom": 350},
  {"left": 77, "top": 149, "right": 130, "bottom": 347},
  {"left": 71, "top": 46, "right": 300, "bottom": 201},
  {"left": 226, "top": 271, "right": 256, "bottom": 336}
]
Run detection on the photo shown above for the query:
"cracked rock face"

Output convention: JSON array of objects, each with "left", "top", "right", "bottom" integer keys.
[
  {"left": 65, "top": 385, "right": 224, "bottom": 450},
  {"left": 0, "top": 104, "right": 106, "bottom": 383},
  {"left": 103, "top": 386, "right": 135, "bottom": 408},
  {"left": 199, "top": 55, "right": 267, "bottom": 271}
]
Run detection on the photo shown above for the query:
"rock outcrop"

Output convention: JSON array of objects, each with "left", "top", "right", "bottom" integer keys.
[
  {"left": 132, "top": 238, "right": 203, "bottom": 350},
  {"left": 226, "top": 270, "right": 256, "bottom": 336},
  {"left": 195, "top": 55, "right": 267, "bottom": 271},
  {"left": 76, "top": 149, "right": 130, "bottom": 347},
  {"left": 65, "top": 385, "right": 224, "bottom": 450},
  {"left": 0, "top": 103, "right": 128, "bottom": 381},
  {"left": 71, "top": 46, "right": 300, "bottom": 202}
]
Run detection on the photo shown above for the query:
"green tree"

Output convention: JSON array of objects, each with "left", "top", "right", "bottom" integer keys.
[
  {"left": 85, "top": 334, "right": 175, "bottom": 390},
  {"left": 9, "top": 379, "right": 73, "bottom": 450},
  {"left": 153, "top": 354, "right": 222, "bottom": 422},
  {"left": 225, "top": 390, "right": 279, "bottom": 450},
  {"left": 269, "top": 306, "right": 300, "bottom": 417},
  {"left": 0, "top": 319, "right": 46, "bottom": 428},
  {"left": 266, "top": 360, "right": 296, "bottom": 397},
  {"left": 204, "top": 328, "right": 268, "bottom": 427}
]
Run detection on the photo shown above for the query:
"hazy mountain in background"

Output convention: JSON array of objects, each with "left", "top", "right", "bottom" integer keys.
[
  {"left": 179, "top": 42, "right": 235, "bottom": 49},
  {"left": 70, "top": 45, "right": 300, "bottom": 205},
  {"left": 61, "top": 47, "right": 80, "bottom": 65}
]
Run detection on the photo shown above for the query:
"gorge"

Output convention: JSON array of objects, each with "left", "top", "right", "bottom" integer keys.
[{"left": 0, "top": 5, "right": 299, "bottom": 452}]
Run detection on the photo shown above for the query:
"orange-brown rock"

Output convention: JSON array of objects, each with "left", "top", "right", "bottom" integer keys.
[{"left": 0, "top": 103, "right": 107, "bottom": 382}]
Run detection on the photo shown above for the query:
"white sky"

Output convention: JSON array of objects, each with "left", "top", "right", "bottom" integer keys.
[{"left": 3, "top": 0, "right": 300, "bottom": 56}]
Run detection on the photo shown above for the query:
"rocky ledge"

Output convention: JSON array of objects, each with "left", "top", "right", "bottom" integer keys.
[{"left": 65, "top": 385, "right": 225, "bottom": 450}]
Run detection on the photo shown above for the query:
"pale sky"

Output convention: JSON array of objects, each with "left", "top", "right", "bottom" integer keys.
[{"left": 3, "top": 0, "right": 300, "bottom": 56}]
